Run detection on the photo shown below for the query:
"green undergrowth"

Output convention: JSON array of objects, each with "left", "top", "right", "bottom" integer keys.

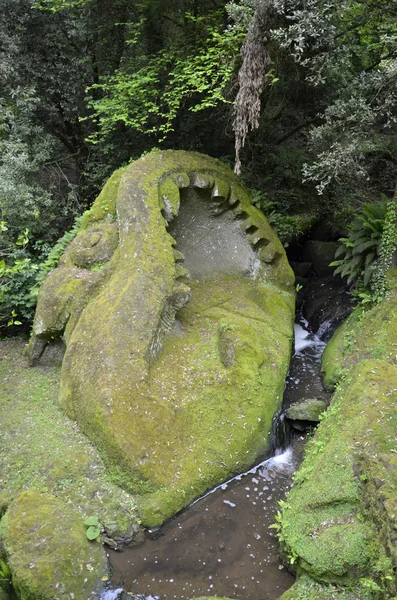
[{"left": 0, "top": 338, "right": 138, "bottom": 537}]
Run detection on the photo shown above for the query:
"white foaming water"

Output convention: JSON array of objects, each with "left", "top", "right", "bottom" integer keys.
[
  {"left": 294, "top": 320, "right": 325, "bottom": 357},
  {"left": 101, "top": 591, "right": 159, "bottom": 600},
  {"left": 100, "top": 588, "right": 123, "bottom": 600},
  {"left": 258, "top": 448, "right": 295, "bottom": 481},
  {"left": 193, "top": 447, "right": 295, "bottom": 505}
]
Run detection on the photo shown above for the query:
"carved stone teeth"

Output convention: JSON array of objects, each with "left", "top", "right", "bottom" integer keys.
[
  {"left": 248, "top": 233, "right": 263, "bottom": 246},
  {"left": 168, "top": 234, "right": 177, "bottom": 247},
  {"left": 212, "top": 201, "right": 230, "bottom": 216},
  {"left": 172, "top": 172, "right": 190, "bottom": 189},
  {"left": 175, "top": 265, "right": 190, "bottom": 281},
  {"left": 245, "top": 224, "right": 259, "bottom": 234},
  {"left": 191, "top": 173, "right": 215, "bottom": 189},
  {"left": 211, "top": 178, "right": 230, "bottom": 201},
  {"left": 227, "top": 188, "right": 239, "bottom": 206},
  {"left": 259, "top": 243, "right": 279, "bottom": 263},
  {"left": 173, "top": 249, "right": 185, "bottom": 263}
]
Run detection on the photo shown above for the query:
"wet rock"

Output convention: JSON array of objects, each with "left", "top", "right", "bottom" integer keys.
[
  {"left": 302, "top": 277, "right": 352, "bottom": 340},
  {"left": 0, "top": 490, "right": 107, "bottom": 600},
  {"left": 28, "top": 150, "right": 295, "bottom": 527},
  {"left": 285, "top": 399, "right": 327, "bottom": 423},
  {"left": 302, "top": 241, "right": 339, "bottom": 279},
  {"left": 289, "top": 261, "right": 312, "bottom": 278}
]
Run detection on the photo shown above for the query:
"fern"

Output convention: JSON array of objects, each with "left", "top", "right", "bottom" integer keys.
[{"left": 331, "top": 196, "right": 397, "bottom": 302}]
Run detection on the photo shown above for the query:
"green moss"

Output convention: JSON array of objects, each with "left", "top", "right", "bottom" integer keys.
[
  {"left": 280, "top": 360, "right": 397, "bottom": 595},
  {"left": 321, "top": 289, "right": 397, "bottom": 390},
  {"left": 81, "top": 166, "right": 127, "bottom": 227},
  {"left": 0, "top": 490, "right": 106, "bottom": 600},
  {"left": 61, "top": 221, "right": 119, "bottom": 269},
  {"left": 278, "top": 575, "right": 374, "bottom": 600},
  {"left": 285, "top": 399, "right": 327, "bottom": 422}
]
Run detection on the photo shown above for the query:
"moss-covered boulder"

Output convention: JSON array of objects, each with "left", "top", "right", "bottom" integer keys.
[
  {"left": 0, "top": 490, "right": 107, "bottom": 600},
  {"left": 321, "top": 287, "right": 397, "bottom": 390},
  {"left": 285, "top": 399, "right": 327, "bottom": 422},
  {"left": 29, "top": 150, "right": 295, "bottom": 526},
  {"left": 279, "top": 360, "right": 397, "bottom": 596}
]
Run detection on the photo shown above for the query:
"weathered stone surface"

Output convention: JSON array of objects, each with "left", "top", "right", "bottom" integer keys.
[
  {"left": 29, "top": 150, "right": 295, "bottom": 526},
  {"left": 0, "top": 490, "right": 106, "bottom": 600},
  {"left": 285, "top": 399, "right": 327, "bottom": 422}
]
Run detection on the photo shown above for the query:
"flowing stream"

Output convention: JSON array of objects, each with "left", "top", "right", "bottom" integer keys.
[{"left": 104, "top": 315, "right": 331, "bottom": 600}]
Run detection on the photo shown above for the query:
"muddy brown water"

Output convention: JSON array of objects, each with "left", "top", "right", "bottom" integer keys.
[{"left": 105, "top": 317, "right": 330, "bottom": 600}]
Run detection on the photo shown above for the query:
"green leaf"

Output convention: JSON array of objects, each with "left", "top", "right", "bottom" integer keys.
[
  {"left": 86, "top": 525, "right": 101, "bottom": 540},
  {"left": 84, "top": 515, "right": 99, "bottom": 527}
]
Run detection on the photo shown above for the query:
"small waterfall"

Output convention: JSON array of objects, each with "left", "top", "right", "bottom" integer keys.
[{"left": 268, "top": 410, "right": 292, "bottom": 456}]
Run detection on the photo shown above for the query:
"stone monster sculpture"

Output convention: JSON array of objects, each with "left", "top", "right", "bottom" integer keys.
[{"left": 29, "top": 151, "right": 295, "bottom": 526}]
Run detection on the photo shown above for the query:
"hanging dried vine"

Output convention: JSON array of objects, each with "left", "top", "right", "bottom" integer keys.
[{"left": 233, "top": 0, "right": 274, "bottom": 174}]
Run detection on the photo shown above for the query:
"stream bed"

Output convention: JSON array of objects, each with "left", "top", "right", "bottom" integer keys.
[{"left": 105, "top": 316, "right": 331, "bottom": 600}]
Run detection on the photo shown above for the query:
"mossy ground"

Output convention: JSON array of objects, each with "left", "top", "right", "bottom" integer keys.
[{"left": 0, "top": 338, "right": 138, "bottom": 536}]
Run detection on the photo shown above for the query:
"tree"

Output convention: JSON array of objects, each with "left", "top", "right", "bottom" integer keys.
[{"left": 229, "top": 0, "right": 397, "bottom": 205}]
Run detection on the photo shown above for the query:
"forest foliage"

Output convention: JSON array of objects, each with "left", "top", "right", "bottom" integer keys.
[{"left": 1, "top": 0, "right": 397, "bottom": 330}]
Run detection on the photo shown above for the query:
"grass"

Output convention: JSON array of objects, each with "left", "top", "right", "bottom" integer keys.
[{"left": 0, "top": 338, "right": 138, "bottom": 538}]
